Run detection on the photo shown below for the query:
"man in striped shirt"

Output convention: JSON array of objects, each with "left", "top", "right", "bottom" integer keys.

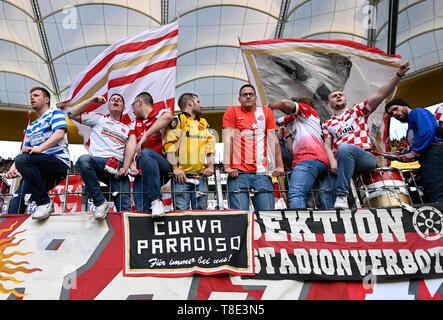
[
  {"left": 5, "top": 87, "right": 70, "bottom": 219},
  {"left": 223, "top": 84, "right": 284, "bottom": 212}
]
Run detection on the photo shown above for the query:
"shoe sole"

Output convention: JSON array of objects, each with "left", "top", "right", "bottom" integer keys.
[
  {"left": 32, "top": 209, "right": 54, "bottom": 220},
  {"left": 151, "top": 211, "right": 165, "bottom": 219},
  {"left": 94, "top": 209, "right": 109, "bottom": 219}
]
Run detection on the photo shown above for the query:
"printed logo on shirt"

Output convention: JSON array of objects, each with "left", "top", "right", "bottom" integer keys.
[
  {"left": 30, "top": 132, "right": 45, "bottom": 146},
  {"left": 335, "top": 125, "right": 354, "bottom": 138}
]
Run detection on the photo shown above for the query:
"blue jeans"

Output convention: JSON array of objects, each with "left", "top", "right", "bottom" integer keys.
[
  {"left": 227, "top": 173, "right": 275, "bottom": 212},
  {"left": 77, "top": 155, "right": 131, "bottom": 212},
  {"left": 419, "top": 143, "right": 443, "bottom": 203},
  {"left": 335, "top": 144, "right": 377, "bottom": 196},
  {"left": 132, "top": 175, "right": 150, "bottom": 212},
  {"left": 136, "top": 148, "right": 172, "bottom": 212},
  {"left": 8, "top": 153, "right": 68, "bottom": 213},
  {"left": 288, "top": 160, "right": 335, "bottom": 209},
  {"left": 172, "top": 177, "right": 208, "bottom": 210}
]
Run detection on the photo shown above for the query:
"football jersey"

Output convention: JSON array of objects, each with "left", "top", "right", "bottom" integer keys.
[
  {"left": 128, "top": 104, "right": 171, "bottom": 156},
  {"left": 24, "top": 109, "right": 71, "bottom": 167},
  {"left": 223, "top": 105, "right": 277, "bottom": 173},
  {"left": 435, "top": 104, "right": 443, "bottom": 124},
  {"left": 80, "top": 113, "right": 129, "bottom": 162},
  {"left": 164, "top": 112, "right": 215, "bottom": 173},
  {"left": 276, "top": 103, "right": 329, "bottom": 168},
  {"left": 322, "top": 100, "right": 372, "bottom": 156}
]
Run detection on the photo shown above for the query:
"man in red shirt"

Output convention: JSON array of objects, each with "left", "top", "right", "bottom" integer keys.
[
  {"left": 121, "top": 92, "right": 173, "bottom": 217},
  {"left": 223, "top": 84, "right": 284, "bottom": 212}
]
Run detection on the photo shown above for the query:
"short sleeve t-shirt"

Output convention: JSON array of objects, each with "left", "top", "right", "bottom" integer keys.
[
  {"left": 322, "top": 100, "right": 372, "bottom": 156},
  {"left": 164, "top": 113, "right": 216, "bottom": 173},
  {"left": 223, "top": 105, "right": 277, "bottom": 173},
  {"left": 128, "top": 104, "right": 171, "bottom": 156},
  {"left": 276, "top": 103, "right": 329, "bottom": 168},
  {"left": 80, "top": 113, "right": 129, "bottom": 162},
  {"left": 25, "top": 109, "right": 71, "bottom": 167}
]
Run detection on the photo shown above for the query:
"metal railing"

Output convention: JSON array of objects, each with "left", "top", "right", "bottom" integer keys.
[{"left": 0, "top": 164, "right": 429, "bottom": 214}]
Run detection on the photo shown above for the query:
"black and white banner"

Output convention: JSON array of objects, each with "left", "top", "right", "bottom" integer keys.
[
  {"left": 123, "top": 211, "right": 254, "bottom": 277},
  {"left": 252, "top": 204, "right": 443, "bottom": 282}
]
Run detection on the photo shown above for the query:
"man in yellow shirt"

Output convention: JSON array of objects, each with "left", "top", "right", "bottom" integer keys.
[{"left": 165, "top": 93, "right": 216, "bottom": 210}]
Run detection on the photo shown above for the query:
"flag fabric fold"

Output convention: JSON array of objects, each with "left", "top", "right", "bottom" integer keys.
[{"left": 239, "top": 38, "right": 401, "bottom": 166}]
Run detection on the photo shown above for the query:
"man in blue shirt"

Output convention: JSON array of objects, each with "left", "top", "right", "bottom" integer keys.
[
  {"left": 5, "top": 87, "right": 71, "bottom": 219},
  {"left": 385, "top": 98, "right": 443, "bottom": 203}
]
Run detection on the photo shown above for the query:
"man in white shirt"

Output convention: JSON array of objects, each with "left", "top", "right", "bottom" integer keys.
[{"left": 67, "top": 94, "right": 131, "bottom": 219}]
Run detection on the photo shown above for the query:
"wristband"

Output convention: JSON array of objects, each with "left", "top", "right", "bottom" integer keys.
[
  {"left": 396, "top": 72, "right": 404, "bottom": 78},
  {"left": 285, "top": 134, "right": 292, "bottom": 140}
]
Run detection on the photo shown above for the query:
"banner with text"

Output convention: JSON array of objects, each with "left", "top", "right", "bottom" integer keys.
[
  {"left": 123, "top": 211, "right": 254, "bottom": 277},
  {"left": 252, "top": 204, "right": 443, "bottom": 282}
]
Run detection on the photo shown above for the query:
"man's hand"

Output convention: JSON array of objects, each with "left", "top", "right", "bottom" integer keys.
[
  {"left": 173, "top": 167, "right": 186, "bottom": 184},
  {"left": 398, "top": 152, "right": 416, "bottom": 162},
  {"left": 224, "top": 166, "right": 238, "bottom": 178},
  {"left": 5, "top": 166, "right": 20, "bottom": 179},
  {"left": 118, "top": 167, "right": 129, "bottom": 176},
  {"left": 21, "top": 146, "right": 33, "bottom": 154},
  {"left": 28, "top": 146, "right": 44, "bottom": 154},
  {"left": 128, "top": 162, "right": 139, "bottom": 177},
  {"left": 397, "top": 61, "right": 410, "bottom": 77},
  {"left": 272, "top": 166, "right": 284, "bottom": 177},
  {"left": 92, "top": 96, "right": 106, "bottom": 104},
  {"left": 202, "top": 167, "right": 214, "bottom": 177}
]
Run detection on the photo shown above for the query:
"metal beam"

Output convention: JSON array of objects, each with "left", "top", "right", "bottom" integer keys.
[
  {"left": 367, "top": 0, "right": 380, "bottom": 47},
  {"left": 30, "top": 0, "right": 61, "bottom": 103},
  {"left": 387, "top": 0, "right": 399, "bottom": 55},
  {"left": 275, "top": 0, "right": 291, "bottom": 38},
  {"left": 161, "top": 0, "right": 169, "bottom": 24}
]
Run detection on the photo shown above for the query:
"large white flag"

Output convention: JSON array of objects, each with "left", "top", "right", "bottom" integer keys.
[
  {"left": 240, "top": 38, "right": 401, "bottom": 163},
  {"left": 58, "top": 21, "right": 178, "bottom": 144}
]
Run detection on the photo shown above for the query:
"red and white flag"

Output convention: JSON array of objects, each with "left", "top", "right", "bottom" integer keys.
[
  {"left": 58, "top": 21, "right": 178, "bottom": 144},
  {"left": 240, "top": 38, "right": 401, "bottom": 165}
]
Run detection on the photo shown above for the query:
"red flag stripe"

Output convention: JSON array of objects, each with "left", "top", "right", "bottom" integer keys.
[
  {"left": 64, "top": 29, "right": 178, "bottom": 105},
  {"left": 107, "top": 58, "right": 177, "bottom": 88},
  {"left": 80, "top": 59, "right": 176, "bottom": 113}
]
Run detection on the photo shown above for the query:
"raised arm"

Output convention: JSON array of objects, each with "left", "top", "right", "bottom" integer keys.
[
  {"left": 67, "top": 96, "right": 106, "bottom": 122},
  {"left": 368, "top": 61, "right": 410, "bottom": 113}
]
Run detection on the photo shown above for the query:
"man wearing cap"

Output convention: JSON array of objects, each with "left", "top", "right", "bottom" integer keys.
[{"left": 385, "top": 98, "right": 443, "bottom": 203}]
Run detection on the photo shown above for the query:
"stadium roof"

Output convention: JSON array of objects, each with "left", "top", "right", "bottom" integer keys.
[{"left": 0, "top": 0, "right": 442, "bottom": 112}]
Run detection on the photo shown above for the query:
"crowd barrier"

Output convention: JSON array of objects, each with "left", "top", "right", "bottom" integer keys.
[{"left": 0, "top": 164, "right": 426, "bottom": 215}]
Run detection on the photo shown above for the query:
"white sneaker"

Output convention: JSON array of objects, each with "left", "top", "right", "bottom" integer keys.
[
  {"left": 33, "top": 202, "right": 54, "bottom": 220},
  {"left": 94, "top": 201, "right": 109, "bottom": 219},
  {"left": 334, "top": 195, "right": 349, "bottom": 210},
  {"left": 151, "top": 199, "right": 165, "bottom": 218}
]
